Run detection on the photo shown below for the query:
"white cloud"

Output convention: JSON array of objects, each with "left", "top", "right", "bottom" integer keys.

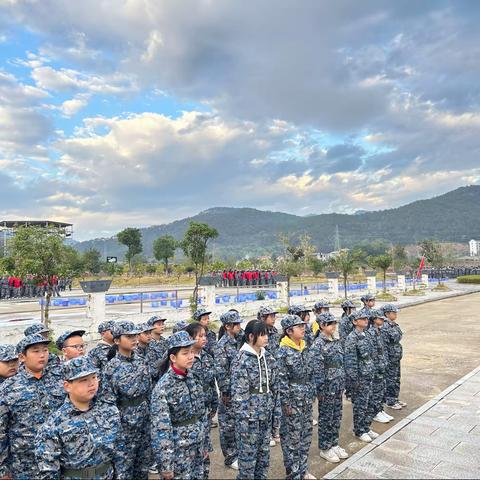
[{"left": 60, "top": 93, "right": 90, "bottom": 117}]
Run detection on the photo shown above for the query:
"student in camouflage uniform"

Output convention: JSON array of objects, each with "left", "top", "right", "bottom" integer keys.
[
  {"left": 288, "top": 305, "right": 315, "bottom": 347},
  {"left": 56, "top": 330, "right": 86, "bottom": 361},
  {"left": 100, "top": 321, "right": 151, "bottom": 479},
  {"left": 35, "top": 356, "right": 128, "bottom": 479},
  {"left": 338, "top": 299, "right": 356, "bottom": 346},
  {"left": 311, "top": 313, "right": 349, "bottom": 464},
  {"left": 257, "top": 305, "right": 281, "bottom": 446},
  {"left": 172, "top": 320, "right": 189, "bottom": 334},
  {"left": 231, "top": 320, "right": 276, "bottom": 480},
  {"left": 366, "top": 310, "right": 393, "bottom": 425},
  {"left": 313, "top": 299, "right": 331, "bottom": 316},
  {"left": 24, "top": 323, "right": 60, "bottom": 368},
  {"left": 381, "top": 304, "right": 406, "bottom": 410},
  {"left": 194, "top": 308, "right": 217, "bottom": 357},
  {"left": 214, "top": 311, "right": 243, "bottom": 470},
  {"left": 147, "top": 316, "right": 169, "bottom": 383},
  {"left": 151, "top": 331, "right": 206, "bottom": 480},
  {"left": 359, "top": 294, "right": 376, "bottom": 328},
  {"left": 0, "top": 334, "right": 65, "bottom": 479},
  {"left": 185, "top": 322, "right": 218, "bottom": 479},
  {"left": 344, "top": 311, "right": 378, "bottom": 443},
  {"left": 0, "top": 345, "right": 19, "bottom": 385},
  {"left": 276, "top": 315, "right": 316, "bottom": 480},
  {"left": 136, "top": 322, "right": 154, "bottom": 357},
  {"left": 88, "top": 320, "right": 115, "bottom": 372}
]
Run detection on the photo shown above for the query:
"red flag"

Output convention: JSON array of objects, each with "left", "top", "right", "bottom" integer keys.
[{"left": 416, "top": 256, "right": 425, "bottom": 278}]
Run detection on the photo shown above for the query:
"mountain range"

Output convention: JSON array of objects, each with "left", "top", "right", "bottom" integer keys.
[{"left": 74, "top": 185, "right": 480, "bottom": 260}]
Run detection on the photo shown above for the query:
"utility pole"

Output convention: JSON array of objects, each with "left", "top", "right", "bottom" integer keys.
[{"left": 334, "top": 225, "right": 341, "bottom": 252}]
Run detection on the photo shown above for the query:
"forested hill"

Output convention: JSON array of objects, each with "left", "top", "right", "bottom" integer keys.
[{"left": 75, "top": 185, "right": 480, "bottom": 259}]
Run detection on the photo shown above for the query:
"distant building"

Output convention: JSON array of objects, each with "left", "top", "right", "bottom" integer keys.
[{"left": 469, "top": 239, "right": 480, "bottom": 257}]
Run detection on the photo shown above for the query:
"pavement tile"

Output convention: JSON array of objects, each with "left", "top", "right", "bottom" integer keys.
[
  {"left": 333, "top": 467, "right": 377, "bottom": 479},
  {"left": 381, "top": 438, "right": 418, "bottom": 453},
  {"left": 431, "top": 461, "right": 480, "bottom": 479},
  {"left": 382, "top": 465, "right": 444, "bottom": 479},
  {"left": 368, "top": 446, "right": 440, "bottom": 472},
  {"left": 409, "top": 445, "right": 479, "bottom": 470},
  {"left": 413, "top": 415, "right": 474, "bottom": 433},
  {"left": 345, "top": 456, "right": 393, "bottom": 477},
  {"left": 393, "top": 430, "right": 461, "bottom": 450},
  {"left": 452, "top": 441, "right": 480, "bottom": 457}
]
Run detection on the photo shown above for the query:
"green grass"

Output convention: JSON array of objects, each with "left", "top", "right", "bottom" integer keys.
[
  {"left": 375, "top": 292, "right": 398, "bottom": 301},
  {"left": 402, "top": 289, "right": 426, "bottom": 296},
  {"left": 457, "top": 275, "right": 480, "bottom": 284}
]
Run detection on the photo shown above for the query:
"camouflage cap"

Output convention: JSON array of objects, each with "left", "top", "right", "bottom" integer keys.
[
  {"left": 287, "top": 304, "right": 311, "bottom": 316},
  {"left": 137, "top": 322, "right": 155, "bottom": 334},
  {"left": 193, "top": 308, "right": 212, "bottom": 322},
  {"left": 147, "top": 315, "right": 167, "bottom": 327},
  {"left": 98, "top": 320, "right": 115, "bottom": 334},
  {"left": 24, "top": 323, "right": 49, "bottom": 337},
  {"left": 257, "top": 306, "right": 278, "bottom": 319},
  {"left": 370, "top": 309, "right": 387, "bottom": 320},
  {"left": 219, "top": 310, "right": 243, "bottom": 325},
  {"left": 280, "top": 314, "right": 305, "bottom": 331},
  {"left": 382, "top": 304, "right": 399, "bottom": 314},
  {"left": 0, "top": 344, "right": 18, "bottom": 362},
  {"left": 16, "top": 334, "right": 50, "bottom": 354},
  {"left": 63, "top": 356, "right": 98, "bottom": 381},
  {"left": 172, "top": 320, "right": 189, "bottom": 334},
  {"left": 112, "top": 321, "right": 141, "bottom": 338},
  {"left": 314, "top": 300, "right": 331, "bottom": 310},
  {"left": 316, "top": 312, "right": 337, "bottom": 325},
  {"left": 341, "top": 299, "right": 356, "bottom": 309},
  {"left": 352, "top": 310, "right": 369, "bottom": 321},
  {"left": 56, "top": 330, "right": 86, "bottom": 350},
  {"left": 361, "top": 294, "right": 376, "bottom": 303},
  {"left": 167, "top": 331, "right": 196, "bottom": 350}
]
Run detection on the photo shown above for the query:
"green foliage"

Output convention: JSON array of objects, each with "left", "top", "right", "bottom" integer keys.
[
  {"left": 0, "top": 255, "right": 15, "bottom": 273},
  {"left": 117, "top": 227, "right": 143, "bottom": 270},
  {"left": 329, "top": 250, "right": 361, "bottom": 298},
  {"left": 236, "top": 259, "right": 254, "bottom": 270},
  {"left": 309, "top": 257, "right": 327, "bottom": 276},
  {"left": 419, "top": 239, "right": 444, "bottom": 268},
  {"left": 63, "top": 246, "right": 84, "bottom": 277},
  {"left": 181, "top": 222, "right": 219, "bottom": 304},
  {"left": 82, "top": 248, "right": 102, "bottom": 274},
  {"left": 210, "top": 259, "right": 228, "bottom": 271},
  {"left": 153, "top": 235, "right": 178, "bottom": 273},
  {"left": 457, "top": 275, "right": 480, "bottom": 284},
  {"left": 255, "top": 291, "right": 266, "bottom": 300},
  {"left": 392, "top": 244, "right": 408, "bottom": 271},
  {"left": 368, "top": 253, "right": 393, "bottom": 292}
]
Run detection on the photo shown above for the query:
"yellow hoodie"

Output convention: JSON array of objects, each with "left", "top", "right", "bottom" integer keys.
[{"left": 279, "top": 336, "right": 306, "bottom": 352}]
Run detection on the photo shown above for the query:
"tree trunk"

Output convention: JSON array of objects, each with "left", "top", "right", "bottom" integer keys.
[
  {"left": 383, "top": 269, "right": 387, "bottom": 293},
  {"left": 343, "top": 274, "right": 347, "bottom": 298},
  {"left": 44, "top": 287, "right": 52, "bottom": 329}
]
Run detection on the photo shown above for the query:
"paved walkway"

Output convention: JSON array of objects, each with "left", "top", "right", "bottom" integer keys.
[{"left": 324, "top": 366, "right": 480, "bottom": 479}]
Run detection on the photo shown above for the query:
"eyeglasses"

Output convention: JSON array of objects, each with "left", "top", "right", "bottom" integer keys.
[{"left": 64, "top": 344, "right": 85, "bottom": 351}]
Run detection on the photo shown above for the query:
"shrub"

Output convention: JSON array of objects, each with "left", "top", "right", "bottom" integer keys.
[
  {"left": 457, "top": 275, "right": 480, "bottom": 284},
  {"left": 255, "top": 291, "right": 266, "bottom": 300}
]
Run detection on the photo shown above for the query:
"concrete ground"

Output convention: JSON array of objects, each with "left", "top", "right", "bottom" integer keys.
[{"left": 207, "top": 292, "right": 480, "bottom": 479}]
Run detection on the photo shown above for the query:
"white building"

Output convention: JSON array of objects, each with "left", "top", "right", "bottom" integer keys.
[{"left": 469, "top": 239, "right": 480, "bottom": 257}]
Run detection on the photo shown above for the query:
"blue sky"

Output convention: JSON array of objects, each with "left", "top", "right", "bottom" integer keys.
[{"left": 1, "top": 1, "right": 479, "bottom": 240}]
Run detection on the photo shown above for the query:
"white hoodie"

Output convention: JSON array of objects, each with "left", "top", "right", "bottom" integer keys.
[{"left": 239, "top": 343, "right": 270, "bottom": 393}]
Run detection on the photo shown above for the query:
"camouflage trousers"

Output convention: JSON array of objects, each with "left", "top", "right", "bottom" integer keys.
[
  {"left": 171, "top": 422, "right": 205, "bottom": 480},
  {"left": 271, "top": 390, "right": 281, "bottom": 435},
  {"left": 121, "top": 418, "right": 150, "bottom": 479},
  {"left": 218, "top": 400, "right": 237, "bottom": 466},
  {"left": 367, "top": 373, "right": 386, "bottom": 423},
  {"left": 236, "top": 418, "right": 271, "bottom": 480},
  {"left": 8, "top": 451, "right": 39, "bottom": 480},
  {"left": 351, "top": 377, "right": 373, "bottom": 436},
  {"left": 203, "top": 414, "right": 213, "bottom": 480},
  {"left": 280, "top": 402, "right": 313, "bottom": 480},
  {"left": 318, "top": 390, "right": 343, "bottom": 450},
  {"left": 385, "top": 359, "right": 401, "bottom": 406}
]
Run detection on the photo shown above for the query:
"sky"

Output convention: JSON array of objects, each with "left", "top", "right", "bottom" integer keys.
[{"left": 1, "top": 0, "right": 479, "bottom": 241}]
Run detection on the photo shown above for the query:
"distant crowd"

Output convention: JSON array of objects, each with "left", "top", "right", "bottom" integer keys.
[
  {"left": 208, "top": 270, "right": 280, "bottom": 288},
  {"left": 425, "top": 266, "right": 480, "bottom": 278},
  {"left": 0, "top": 275, "right": 72, "bottom": 300}
]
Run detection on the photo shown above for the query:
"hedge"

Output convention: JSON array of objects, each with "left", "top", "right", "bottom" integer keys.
[{"left": 457, "top": 275, "right": 480, "bottom": 284}]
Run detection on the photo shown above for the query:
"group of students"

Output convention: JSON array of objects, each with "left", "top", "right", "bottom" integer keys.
[
  {"left": 0, "top": 294, "right": 405, "bottom": 479},
  {"left": 0, "top": 275, "right": 72, "bottom": 300}
]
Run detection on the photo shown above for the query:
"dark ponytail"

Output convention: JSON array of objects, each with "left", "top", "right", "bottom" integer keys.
[
  {"left": 238, "top": 320, "right": 267, "bottom": 349},
  {"left": 218, "top": 325, "right": 226, "bottom": 340},
  {"left": 106, "top": 344, "right": 118, "bottom": 361},
  {"left": 185, "top": 322, "right": 205, "bottom": 339},
  {"left": 158, "top": 347, "right": 181, "bottom": 377}
]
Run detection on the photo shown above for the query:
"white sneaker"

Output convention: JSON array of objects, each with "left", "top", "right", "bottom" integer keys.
[
  {"left": 304, "top": 472, "right": 317, "bottom": 480},
  {"left": 332, "top": 445, "right": 349, "bottom": 459},
  {"left": 226, "top": 460, "right": 239, "bottom": 470},
  {"left": 381, "top": 410, "right": 394, "bottom": 421},
  {"left": 398, "top": 400, "right": 407, "bottom": 407},
  {"left": 368, "top": 430, "right": 379, "bottom": 439},
  {"left": 269, "top": 438, "right": 276, "bottom": 447},
  {"left": 148, "top": 464, "right": 159, "bottom": 474},
  {"left": 387, "top": 402, "right": 402, "bottom": 410},
  {"left": 373, "top": 412, "right": 390, "bottom": 423},
  {"left": 319, "top": 448, "right": 340, "bottom": 463},
  {"left": 357, "top": 433, "right": 372, "bottom": 442},
  {"left": 312, "top": 418, "right": 318, "bottom": 426}
]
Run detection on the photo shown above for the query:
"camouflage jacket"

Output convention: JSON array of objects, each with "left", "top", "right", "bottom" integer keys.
[
  {"left": 148, "top": 337, "right": 169, "bottom": 382},
  {"left": 366, "top": 326, "right": 388, "bottom": 374},
  {"left": 344, "top": 329, "right": 374, "bottom": 383},
  {"left": 265, "top": 326, "right": 281, "bottom": 358},
  {"left": 304, "top": 324, "right": 315, "bottom": 348},
  {"left": 311, "top": 333, "right": 345, "bottom": 395},
  {"left": 276, "top": 343, "right": 315, "bottom": 410},
  {"left": 231, "top": 344, "right": 276, "bottom": 422},
  {"left": 214, "top": 334, "right": 239, "bottom": 396},
  {"left": 35, "top": 397, "right": 127, "bottom": 480},
  {"left": 190, "top": 350, "right": 219, "bottom": 415},
  {"left": 0, "top": 366, "right": 65, "bottom": 478},
  {"left": 99, "top": 351, "right": 151, "bottom": 427},
  {"left": 339, "top": 313, "right": 354, "bottom": 343},
  {"left": 88, "top": 342, "right": 112, "bottom": 372},
  {"left": 150, "top": 368, "right": 205, "bottom": 474},
  {"left": 204, "top": 329, "right": 217, "bottom": 358},
  {"left": 381, "top": 320, "right": 403, "bottom": 361}
]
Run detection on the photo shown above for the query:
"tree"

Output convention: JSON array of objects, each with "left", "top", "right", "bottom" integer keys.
[
  {"left": 63, "top": 246, "right": 85, "bottom": 278},
  {"left": 153, "top": 235, "right": 178, "bottom": 273},
  {"left": 369, "top": 253, "right": 393, "bottom": 293},
  {"left": 117, "top": 228, "right": 143, "bottom": 271},
  {"left": 329, "top": 250, "right": 360, "bottom": 298},
  {"left": 277, "top": 233, "right": 305, "bottom": 305},
  {"left": 181, "top": 222, "right": 219, "bottom": 306},
  {"left": 419, "top": 239, "right": 445, "bottom": 285},
  {"left": 10, "top": 226, "right": 71, "bottom": 327},
  {"left": 309, "top": 257, "right": 327, "bottom": 276},
  {"left": 82, "top": 248, "right": 102, "bottom": 274},
  {"left": 392, "top": 244, "right": 408, "bottom": 271}
]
